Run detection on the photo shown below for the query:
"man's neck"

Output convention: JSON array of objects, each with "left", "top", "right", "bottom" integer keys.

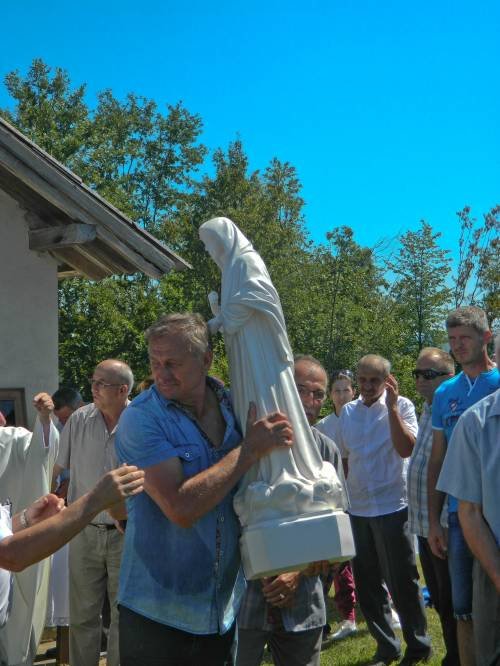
[
  {"left": 178, "top": 383, "right": 210, "bottom": 421},
  {"left": 100, "top": 403, "right": 127, "bottom": 432},
  {"left": 461, "top": 353, "right": 494, "bottom": 379}
]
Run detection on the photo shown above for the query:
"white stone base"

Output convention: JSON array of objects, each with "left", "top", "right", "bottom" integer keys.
[{"left": 240, "top": 510, "right": 355, "bottom": 580}]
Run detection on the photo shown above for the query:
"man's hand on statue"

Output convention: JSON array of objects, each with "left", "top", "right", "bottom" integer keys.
[
  {"left": 302, "top": 560, "right": 331, "bottom": 577},
  {"left": 33, "top": 392, "right": 55, "bottom": 424},
  {"left": 243, "top": 402, "right": 293, "bottom": 462},
  {"left": 384, "top": 374, "right": 399, "bottom": 411},
  {"left": 26, "top": 493, "right": 65, "bottom": 527},
  {"left": 261, "top": 572, "right": 300, "bottom": 608}
]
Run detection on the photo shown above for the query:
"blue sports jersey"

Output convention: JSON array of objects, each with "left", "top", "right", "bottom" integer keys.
[{"left": 432, "top": 368, "right": 499, "bottom": 512}]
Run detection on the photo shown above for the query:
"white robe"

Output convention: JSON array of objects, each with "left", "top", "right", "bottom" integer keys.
[
  {"left": 0, "top": 421, "right": 58, "bottom": 666},
  {"left": 199, "top": 217, "right": 344, "bottom": 528}
]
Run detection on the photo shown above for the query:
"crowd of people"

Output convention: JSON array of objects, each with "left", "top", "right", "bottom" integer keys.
[{"left": 0, "top": 305, "right": 498, "bottom": 666}]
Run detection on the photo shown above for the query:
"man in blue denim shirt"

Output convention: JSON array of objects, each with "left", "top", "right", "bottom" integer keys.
[{"left": 115, "top": 313, "right": 294, "bottom": 666}]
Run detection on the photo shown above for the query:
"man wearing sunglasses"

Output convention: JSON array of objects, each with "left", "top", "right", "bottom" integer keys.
[
  {"left": 52, "top": 359, "right": 134, "bottom": 666},
  {"left": 407, "top": 348, "right": 457, "bottom": 665}
]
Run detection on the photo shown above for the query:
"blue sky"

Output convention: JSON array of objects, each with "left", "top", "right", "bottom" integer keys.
[{"left": 1, "top": 0, "right": 499, "bottom": 260}]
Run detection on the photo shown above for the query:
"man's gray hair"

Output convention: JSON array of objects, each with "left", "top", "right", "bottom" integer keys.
[
  {"left": 294, "top": 354, "right": 328, "bottom": 385},
  {"left": 145, "top": 313, "right": 210, "bottom": 357},
  {"left": 357, "top": 354, "right": 391, "bottom": 377},
  {"left": 418, "top": 347, "right": 455, "bottom": 374},
  {"left": 97, "top": 359, "right": 135, "bottom": 395},
  {"left": 445, "top": 306, "right": 489, "bottom": 334},
  {"left": 495, "top": 333, "right": 500, "bottom": 360}
]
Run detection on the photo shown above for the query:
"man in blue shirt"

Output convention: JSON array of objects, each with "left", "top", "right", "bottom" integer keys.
[
  {"left": 427, "top": 306, "right": 498, "bottom": 666},
  {"left": 115, "top": 313, "right": 294, "bottom": 666}
]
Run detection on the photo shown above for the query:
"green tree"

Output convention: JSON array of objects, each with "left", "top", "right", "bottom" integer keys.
[
  {"left": 387, "top": 221, "right": 452, "bottom": 353},
  {"left": 453, "top": 205, "right": 499, "bottom": 326},
  {"left": 1, "top": 60, "right": 206, "bottom": 388}
]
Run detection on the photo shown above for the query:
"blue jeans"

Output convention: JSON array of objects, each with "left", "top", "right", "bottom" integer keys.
[{"left": 447, "top": 512, "right": 473, "bottom": 619}]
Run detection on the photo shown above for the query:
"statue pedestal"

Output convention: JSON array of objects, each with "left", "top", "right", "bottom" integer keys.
[{"left": 240, "top": 510, "right": 355, "bottom": 580}]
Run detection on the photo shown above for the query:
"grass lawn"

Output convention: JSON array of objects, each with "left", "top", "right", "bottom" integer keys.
[{"left": 263, "top": 561, "right": 445, "bottom": 665}]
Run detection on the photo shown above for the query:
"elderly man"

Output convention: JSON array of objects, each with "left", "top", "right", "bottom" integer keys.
[
  {"left": 407, "top": 348, "right": 458, "bottom": 665},
  {"left": 437, "top": 333, "right": 500, "bottom": 666},
  {"left": 337, "top": 354, "right": 430, "bottom": 666},
  {"left": 52, "top": 359, "right": 134, "bottom": 666},
  {"left": 236, "top": 354, "right": 346, "bottom": 666},
  {"left": 115, "top": 313, "right": 293, "bottom": 666},
  {"left": 427, "top": 307, "right": 498, "bottom": 666}
]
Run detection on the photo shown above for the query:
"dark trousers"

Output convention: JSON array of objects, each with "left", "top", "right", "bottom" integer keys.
[
  {"left": 473, "top": 559, "right": 500, "bottom": 666},
  {"left": 119, "top": 605, "right": 235, "bottom": 666},
  {"left": 350, "top": 509, "right": 431, "bottom": 662},
  {"left": 418, "top": 536, "right": 459, "bottom": 666}
]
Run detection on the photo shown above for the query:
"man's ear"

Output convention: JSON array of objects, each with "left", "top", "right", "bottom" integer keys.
[
  {"left": 203, "top": 349, "right": 213, "bottom": 372},
  {"left": 483, "top": 329, "right": 493, "bottom": 345}
]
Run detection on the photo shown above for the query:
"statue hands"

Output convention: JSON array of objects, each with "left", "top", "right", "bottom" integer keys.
[
  {"left": 207, "top": 292, "right": 223, "bottom": 333},
  {"left": 207, "top": 314, "right": 223, "bottom": 334},
  {"left": 208, "top": 291, "right": 220, "bottom": 316}
]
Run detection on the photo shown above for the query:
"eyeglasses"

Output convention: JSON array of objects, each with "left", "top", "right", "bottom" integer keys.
[
  {"left": 296, "top": 385, "right": 326, "bottom": 401},
  {"left": 89, "top": 379, "right": 124, "bottom": 389},
  {"left": 411, "top": 368, "right": 450, "bottom": 380}
]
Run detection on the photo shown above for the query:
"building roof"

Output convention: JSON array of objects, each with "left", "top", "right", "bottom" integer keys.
[{"left": 0, "top": 117, "right": 191, "bottom": 279}]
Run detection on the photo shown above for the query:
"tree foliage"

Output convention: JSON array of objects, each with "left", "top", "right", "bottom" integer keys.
[
  {"left": 386, "top": 221, "right": 452, "bottom": 353},
  {"left": 3, "top": 59, "right": 497, "bottom": 406}
]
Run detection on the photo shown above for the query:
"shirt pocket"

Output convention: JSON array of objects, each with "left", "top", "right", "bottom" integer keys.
[{"left": 175, "top": 443, "right": 203, "bottom": 478}]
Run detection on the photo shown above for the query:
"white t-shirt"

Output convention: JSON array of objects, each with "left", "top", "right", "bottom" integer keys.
[
  {"left": 337, "top": 392, "right": 418, "bottom": 517},
  {"left": 0, "top": 503, "right": 13, "bottom": 628}
]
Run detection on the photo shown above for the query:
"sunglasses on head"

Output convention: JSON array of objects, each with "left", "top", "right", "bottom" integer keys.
[
  {"left": 331, "top": 369, "right": 354, "bottom": 380},
  {"left": 411, "top": 368, "right": 450, "bottom": 380}
]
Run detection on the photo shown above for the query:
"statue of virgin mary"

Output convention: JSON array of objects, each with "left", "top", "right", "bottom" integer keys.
[{"left": 200, "top": 217, "right": 354, "bottom": 578}]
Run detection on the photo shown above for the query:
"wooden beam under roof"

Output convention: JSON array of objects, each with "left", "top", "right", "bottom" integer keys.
[{"left": 29, "top": 223, "right": 96, "bottom": 252}]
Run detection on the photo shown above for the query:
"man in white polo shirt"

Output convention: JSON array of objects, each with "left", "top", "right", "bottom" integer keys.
[{"left": 337, "top": 354, "right": 430, "bottom": 666}]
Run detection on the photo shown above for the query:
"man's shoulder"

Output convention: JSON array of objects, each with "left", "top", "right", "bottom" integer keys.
[
  {"left": 434, "top": 373, "right": 463, "bottom": 400},
  {"left": 312, "top": 426, "right": 339, "bottom": 456},
  {"left": 67, "top": 403, "right": 98, "bottom": 425},
  {"left": 459, "top": 388, "right": 500, "bottom": 428}
]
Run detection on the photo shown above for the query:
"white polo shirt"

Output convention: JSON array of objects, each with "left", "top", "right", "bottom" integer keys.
[
  {"left": 0, "top": 503, "right": 13, "bottom": 628},
  {"left": 337, "top": 392, "right": 418, "bottom": 517}
]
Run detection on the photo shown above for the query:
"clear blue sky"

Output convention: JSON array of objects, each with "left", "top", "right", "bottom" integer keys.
[{"left": 1, "top": 0, "right": 499, "bottom": 258}]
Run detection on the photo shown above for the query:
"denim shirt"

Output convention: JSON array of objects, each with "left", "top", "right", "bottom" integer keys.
[{"left": 115, "top": 380, "right": 245, "bottom": 635}]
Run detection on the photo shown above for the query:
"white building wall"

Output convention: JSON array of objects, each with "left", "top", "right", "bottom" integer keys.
[{"left": 0, "top": 188, "right": 59, "bottom": 428}]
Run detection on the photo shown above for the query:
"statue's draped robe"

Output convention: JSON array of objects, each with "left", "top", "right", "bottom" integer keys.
[
  {"left": 199, "top": 217, "right": 344, "bottom": 528},
  {"left": 0, "top": 422, "right": 58, "bottom": 666}
]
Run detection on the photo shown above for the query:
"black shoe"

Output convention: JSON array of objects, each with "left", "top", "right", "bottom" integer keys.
[
  {"left": 368, "top": 652, "right": 401, "bottom": 665},
  {"left": 398, "top": 652, "right": 432, "bottom": 666}
]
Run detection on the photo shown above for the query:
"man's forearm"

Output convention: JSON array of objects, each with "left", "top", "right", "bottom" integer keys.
[
  {"left": 147, "top": 442, "right": 259, "bottom": 529},
  {"left": 459, "top": 501, "right": 500, "bottom": 593},
  {"left": 1, "top": 492, "right": 101, "bottom": 572},
  {"left": 387, "top": 408, "right": 415, "bottom": 458}
]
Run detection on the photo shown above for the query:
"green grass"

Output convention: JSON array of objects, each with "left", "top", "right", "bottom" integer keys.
[{"left": 263, "top": 561, "right": 445, "bottom": 665}]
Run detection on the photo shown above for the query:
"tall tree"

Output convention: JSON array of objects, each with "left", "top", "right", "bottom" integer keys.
[
  {"left": 453, "top": 205, "right": 499, "bottom": 326},
  {"left": 387, "top": 221, "right": 452, "bottom": 352}
]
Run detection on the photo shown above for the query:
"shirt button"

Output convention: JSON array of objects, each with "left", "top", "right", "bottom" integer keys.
[
  {"left": 220, "top": 516, "right": 225, "bottom": 523},
  {"left": 185, "top": 452, "right": 191, "bottom": 458}
]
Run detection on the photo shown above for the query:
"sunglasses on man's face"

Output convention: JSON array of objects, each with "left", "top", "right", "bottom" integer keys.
[{"left": 411, "top": 368, "right": 450, "bottom": 380}]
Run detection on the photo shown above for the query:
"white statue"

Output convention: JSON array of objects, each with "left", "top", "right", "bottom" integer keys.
[{"left": 200, "top": 217, "right": 354, "bottom": 579}]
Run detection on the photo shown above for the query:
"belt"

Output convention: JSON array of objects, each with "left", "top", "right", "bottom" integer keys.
[{"left": 90, "top": 523, "right": 116, "bottom": 530}]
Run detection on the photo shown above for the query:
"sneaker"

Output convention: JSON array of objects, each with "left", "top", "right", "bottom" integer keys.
[
  {"left": 391, "top": 607, "right": 401, "bottom": 630},
  {"left": 331, "top": 619, "right": 357, "bottom": 640}
]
